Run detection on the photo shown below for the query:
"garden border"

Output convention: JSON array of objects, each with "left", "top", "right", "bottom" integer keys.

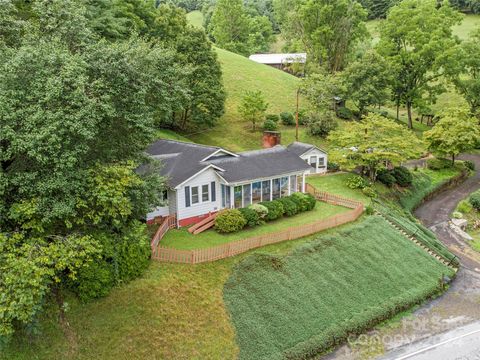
[{"left": 151, "top": 187, "right": 364, "bottom": 264}]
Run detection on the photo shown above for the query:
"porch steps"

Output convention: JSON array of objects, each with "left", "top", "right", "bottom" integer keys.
[{"left": 188, "top": 213, "right": 218, "bottom": 235}]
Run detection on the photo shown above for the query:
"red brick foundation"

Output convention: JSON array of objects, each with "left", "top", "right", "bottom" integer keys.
[{"left": 178, "top": 212, "right": 217, "bottom": 227}]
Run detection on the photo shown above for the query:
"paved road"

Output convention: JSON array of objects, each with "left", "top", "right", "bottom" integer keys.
[
  {"left": 379, "top": 321, "right": 480, "bottom": 360},
  {"left": 414, "top": 154, "right": 480, "bottom": 271}
]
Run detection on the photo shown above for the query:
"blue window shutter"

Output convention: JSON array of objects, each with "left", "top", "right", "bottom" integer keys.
[
  {"left": 211, "top": 182, "right": 216, "bottom": 202},
  {"left": 185, "top": 186, "right": 190, "bottom": 207}
]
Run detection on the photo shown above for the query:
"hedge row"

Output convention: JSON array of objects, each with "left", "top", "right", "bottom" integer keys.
[{"left": 214, "top": 193, "right": 316, "bottom": 233}]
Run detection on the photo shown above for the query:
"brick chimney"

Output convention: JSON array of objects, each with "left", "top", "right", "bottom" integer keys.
[{"left": 262, "top": 131, "right": 281, "bottom": 148}]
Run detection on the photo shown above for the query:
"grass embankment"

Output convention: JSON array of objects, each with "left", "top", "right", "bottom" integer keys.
[
  {"left": 161, "top": 200, "right": 348, "bottom": 250},
  {"left": 224, "top": 216, "right": 454, "bottom": 360},
  {"left": 3, "top": 218, "right": 370, "bottom": 360},
  {"left": 395, "top": 167, "right": 464, "bottom": 211}
]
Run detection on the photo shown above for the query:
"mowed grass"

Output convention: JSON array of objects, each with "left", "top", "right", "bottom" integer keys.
[
  {"left": 2, "top": 218, "right": 370, "bottom": 360},
  {"left": 189, "top": 47, "right": 328, "bottom": 152},
  {"left": 161, "top": 200, "right": 349, "bottom": 250},
  {"left": 223, "top": 216, "right": 454, "bottom": 360},
  {"left": 186, "top": 10, "right": 204, "bottom": 29},
  {"left": 307, "top": 173, "right": 371, "bottom": 204}
]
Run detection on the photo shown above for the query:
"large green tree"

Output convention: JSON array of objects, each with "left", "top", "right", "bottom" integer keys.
[
  {"left": 342, "top": 50, "right": 391, "bottom": 115},
  {"left": 377, "top": 0, "right": 462, "bottom": 129},
  {"left": 0, "top": 0, "right": 180, "bottom": 338},
  {"left": 328, "top": 114, "right": 423, "bottom": 179},
  {"left": 424, "top": 107, "right": 480, "bottom": 164},
  {"left": 208, "top": 0, "right": 274, "bottom": 56},
  {"left": 446, "top": 29, "right": 480, "bottom": 118},
  {"left": 275, "top": 0, "right": 368, "bottom": 73}
]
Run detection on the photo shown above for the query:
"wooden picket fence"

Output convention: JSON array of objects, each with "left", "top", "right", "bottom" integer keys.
[
  {"left": 151, "top": 188, "right": 364, "bottom": 264},
  {"left": 150, "top": 215, "right": 177, "bottom": 250}
]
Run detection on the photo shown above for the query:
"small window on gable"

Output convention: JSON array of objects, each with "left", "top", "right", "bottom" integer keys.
[{"left": 191, "top": 186, "right": 199, "bottom": 204}]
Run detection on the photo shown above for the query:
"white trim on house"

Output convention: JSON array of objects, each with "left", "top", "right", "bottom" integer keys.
[
  {"left": 200, "top": 148, "right": 239, "bottom": 162},
  {"left": 174, "top": 164, "right": 226, "bottom": 190}
]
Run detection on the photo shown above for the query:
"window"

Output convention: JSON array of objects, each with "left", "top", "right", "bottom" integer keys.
[
  {"left": 310, "top": 156, "right": 318, "bottom": 169},
  {"left": 243, "top": 184, "right": 251, "bottom": 206},
  {"left": 262, "top": 180, "right": 271, "bottom": 202},
  {"left": 202, "top": 184, "right": 209, "bottom": 202},
  {"left": 221, "top": 184, "right": 231, "bottom": 208},
  {"left": 290, "top": 175, "right": 297, "bottom": 193},
  {"left": 318, "top": 157, "right": 325, "bottom": 167},
  {"left": 234, "top": 186, "right": 242, "bottom": 208},
  {"left": 272, "top": 178, "right": 281, "bottom": 199},
  {"left": 191, "top": 186, "right": 199, "bottom": 204},
  {"left": 252, "top": 182, "right": 262, "bottom": 203},
  {"left": 280, "top": 177, "right": 289, "bottom": 197}
]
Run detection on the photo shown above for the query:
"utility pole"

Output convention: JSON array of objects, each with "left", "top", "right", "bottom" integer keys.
[{"left": 295, "top": 88, "right": 300, "bottom": 141}]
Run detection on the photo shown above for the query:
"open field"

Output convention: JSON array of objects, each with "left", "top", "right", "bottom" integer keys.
[
  {"left": 224, "top": 216, "right": 454, "bottom": 360},
  {"left": 186, "top": 10, "right": 203, "bottom": 29},
  {"left": 160, "top": 200, "right": 349, "bottom": 250}
]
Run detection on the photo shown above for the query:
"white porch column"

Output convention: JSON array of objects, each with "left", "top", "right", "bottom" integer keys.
[
  {"left": 288, "top": 176, "right": 291, "bottom": 195},
  {"left": 302, "top": 173, "right": 306, "bottom": 193},
  {"left": 230, "top": 186, "right": 234, "bottom": 208}
]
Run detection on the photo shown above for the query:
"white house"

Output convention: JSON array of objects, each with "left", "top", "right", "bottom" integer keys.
[
  {"left": 248, "top": 53, "right": 307, "bottom": 69},
  {"left": 141, "top": 140, "right": 327, "bottom": 227},
  {"left": 287, "top": 142, "right": 328, "bottom": 175}
]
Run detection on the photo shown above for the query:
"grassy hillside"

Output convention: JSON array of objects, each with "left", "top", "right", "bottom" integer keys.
[
  {"left": 224, "top": 216, "right": 454, "bottom": 360},
  {"left": 186, "top": 10, "right": 204, "bottom": 29},
  {"left": 190, "top": 48, "right": 326, "bottom": 152}
]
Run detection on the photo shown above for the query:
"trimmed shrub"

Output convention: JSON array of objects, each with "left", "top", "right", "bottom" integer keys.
[
  {"left": 215, "top": 209, "right": 247, "bottom": 233},
  {"left": 346, "top": 175, "right": 369, "bottom": 189},
  {"left": 327, "top": 162, "right": 340, "bottom": 172},
  {"left": 305, "top": 193, "right": 316, "bottom": 210},
  {"left": 464, "top": 160, "right": 475, "bottom": 171},
  {"left": 392, "top": 166, "right": 413, "bottom": 187},
  {"left": 365, "top": 205, "right": 374, "bottom": 215},
  {"left": 249, "top": 203, "right": 269, "bottom": 219},
  {"left": 427, "top": 158, "right": 451, "bottom": 170},
  {"left": 457, "top": 200, "right": 473, "bottom": 214},
  {"left": 280, "top": 111, "right": 295, "bottom": 126},
  {"left": 278, "top": 197, "right": 298, "bottom": 216},
  {"left": 263, "top": 119, "right": 278, "bottom": 131},
  {"left": 377, "top": 169, "right": 396, "bottom": 187},
  {"left": 260, "top": 200, "right": 285, "bottom": 221},
  {"left": 239, "top": 207, "right": 261, "bottom": 227},
  {"left": 336, "top": 107, "right": 353, "bottom": 120},
  {"left": 266, "top": 114, "right": 280, "bottom": 123},
  {"left": 469, "top": 191, "right": 480, "bottom": 211},
  {"left": 307, "top": 113, "right": 338, "bottom": 138},
  {"left": 362, "top": 187, "right": 377, "bottom": 198}
]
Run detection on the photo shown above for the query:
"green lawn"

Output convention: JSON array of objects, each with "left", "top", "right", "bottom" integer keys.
[
  {"left": 306, "top": 173, "right": 371, "bottom": 204},
  {"left": 224, "top": 216, "right": 454, "bottom": 360},
  {"left": 186, "top": 10, "right": 204, "bottom": 29},
  {"left": 161, "top": 200, "right": 349, "bottom": 250}
]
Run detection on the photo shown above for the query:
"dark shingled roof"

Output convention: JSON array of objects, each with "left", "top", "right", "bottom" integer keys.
[
  {"left": 145, "top": 139, "right": 220, "bottom": 187},
  {"left": 287, "top": 141, "right": 326, "bottom": 156},
  {"left": 209, "top": 146, "right": 311, "bottom": 183},
  {"left": 144, "top": 140, "right": 312, "bottom": 187}
]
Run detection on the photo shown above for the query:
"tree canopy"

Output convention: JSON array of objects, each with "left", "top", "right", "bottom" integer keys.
[
  {"left": 424, "top": 107, "right": 480, "bottom": 163},
  {"left": 238, "top": 90, "right": 269, "bottom": 131},
  {"left": 275, "top": 0, "right": 368, "bottom": 73},
  {"left": 328, "top": 114, "right": 423, "bottom": 179},
  {"left": 377, "top": 0, "right": 463, "bottom": 129}
]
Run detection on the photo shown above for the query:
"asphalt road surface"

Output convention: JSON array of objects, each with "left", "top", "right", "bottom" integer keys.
[{"left": 379, "top": 321, "right": 480, "bottom": 360}]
